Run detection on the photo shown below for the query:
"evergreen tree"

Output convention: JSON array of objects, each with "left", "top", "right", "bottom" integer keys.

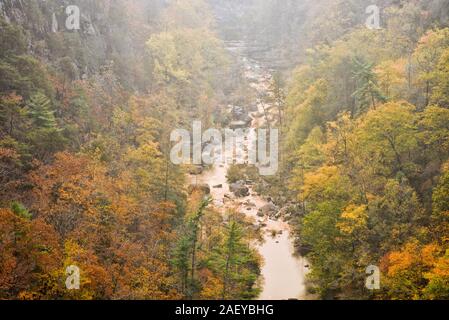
[
  {"left": 209, "top": 216, "right": 261, "bottom": 300},
  {"left": 172, "top": 197, "right": 211, "bottom": 298},
  {"left": 352, "top": 57, "right": 386, "bottom": 115},
  {"left": 26, "top": 92, "right": 57, "bottom": 129},
  {"left": 25, "top": 92, "right": 65, "bottom": 160}
]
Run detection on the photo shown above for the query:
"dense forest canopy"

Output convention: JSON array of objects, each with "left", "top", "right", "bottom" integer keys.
[
  {"left": 0, "top": 0, "right": 261, "bottom": 300},
  {"left": 0, "top": 0, "right": 449, "bottom": 300}
]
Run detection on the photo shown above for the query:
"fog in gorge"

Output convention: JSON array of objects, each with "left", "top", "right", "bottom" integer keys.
[{"left": 1, "top": 0, "right": 449, "bottom": 303}]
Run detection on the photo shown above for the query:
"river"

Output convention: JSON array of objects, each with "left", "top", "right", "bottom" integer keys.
[{"left": 192, "top": 44, "right": 310, "bottom": 300}]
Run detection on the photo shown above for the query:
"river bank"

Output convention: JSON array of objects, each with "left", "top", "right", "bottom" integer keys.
[{"left": 191, "top": 45, "right": 310, "bottom": 300}]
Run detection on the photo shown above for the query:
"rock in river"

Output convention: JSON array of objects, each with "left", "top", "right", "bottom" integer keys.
[
  {"left": 229, "top": 120, "right": 248, "bottom": 130},
  {"left": 229, "top": 180, "right": 249, "bottom": 197},
  {"left": 188, "top": 183, "right": 210, "bottom": 195},
  {"left": 243, "top": 199, "right": 256, "bottom": 207},
  {"left": 257, "top": 203, "right": 279, "bottom": 217},
  {"left": 188, "top": 165, "right": 204, "bottom": 175}
]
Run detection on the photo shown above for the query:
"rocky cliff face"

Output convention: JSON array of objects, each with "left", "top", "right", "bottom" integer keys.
[{"left": 0, "top": 0, "right": 167, "bottom": 90}]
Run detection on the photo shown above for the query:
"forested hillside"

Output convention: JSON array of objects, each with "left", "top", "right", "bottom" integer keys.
[
  {"left": 211, "top": 0, "right": 449, "bottom": 299},
  {"left": 0, "top": 0, "right": 260, "bottom": 300}
]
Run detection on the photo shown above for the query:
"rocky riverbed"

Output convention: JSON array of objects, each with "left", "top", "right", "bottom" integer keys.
[{"left": 190, "top": 45, "right": 310, "bottom": 300}]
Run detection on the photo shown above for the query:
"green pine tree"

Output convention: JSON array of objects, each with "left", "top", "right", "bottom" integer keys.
[
  {"left": 172, "top": 197, "right": 211, "bottom": 298},
  {"left": 209, "top": 216, "right": 261, "bottom": 300},
  {"left": 352, "top": 57, "right": 387, "bottom": 115},
  {"left": 26, "top": 92, "right": 57, "bottom": 129}
]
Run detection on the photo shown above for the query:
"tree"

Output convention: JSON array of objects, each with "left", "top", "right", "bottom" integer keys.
[
  {"left": 368, "top": 179, "right": 425, "bottom": 254},
  {"left": 0, "top": 18, "right": 27, "bottom": 59},
  {"left": 284, "top": 78, "right": 329, "bottom": 158},
  {"left": 431, "top": 48, "right": 449, "bottom": 108},
  {"left": 419, "top": 106, "right": 449, "bottom": 163},
  {"left": 298, "top": 166, "right": 354, "bottom": 296},
  {"left": 207, "top": 214, "right": 261, "bottom": 300},
  {"left": 268, "top": 73, "right": 286, "bottom": 128},
  {"left": 0, "top": 146, "right": 24, "bottom": 200},
  {"left": 25, "top": 93, "right": 65, "bottom": 160},
  {"left": 351, "top": 57, "right": 386, "bottom": 114},
  {"left": 172, "top": 196, "right": 211, "bottom": 298},
  {"left": 26, "top": 93, "right": 57, "bottom": 129},
  {"left": 0, "top": 208, "right": 62, "bottom": 299},
  {"left": 424, "top": 250, "right": 449, "bottom": 299},
  {"left": 355, "top": 102, "right": 418, "bottom": 176},
  {"left": 431, "top": 163, "right": 449, "bottom": 239},
  {"left": 0, "top": 92, "right": 24, "bottom": 136},
  {"left": 160, "top": 0, "right": 214, "bottom": 30},
  {"left": 413, "top": 28, "right": 449, "bottom": 107},
  {"left": 375, "top": 59, "right": 407, "bottom": 100},
  {"left": 381, "top": 242, "right": 435, "bottom": 300}
]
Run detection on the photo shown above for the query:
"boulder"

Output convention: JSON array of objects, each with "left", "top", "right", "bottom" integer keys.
[
  {"left": 188, "top": 165, "right": 204, "bottom": 175},
  {"left": 243, "top": 115, "right": 253, "bottom": 126},
  {"left": 243, "top": 199, "right": 256, "bottom": 207},
  {"left": 277, "top": 206, "right": 294, "bottom": 219},
  {"left": 295, "top": 242, "right": 312, "bottom": 256},
  {"left": 229, "top": 120, "right": 248, "bottom": 129},
  {"left": 249, "top": 104, "right": 258, "bottom": 112},
  {"left": 188, "top": 183, "right": 210, "bottom": 195},
  {"left": 229, "top": 181, "right": 249, "bottom": 197},
  {"left": 232, "top": 105, "right": 244, "bottom": 115},
  {"left": 257, "top": 203, "right": 279, "bottom": 217}
]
